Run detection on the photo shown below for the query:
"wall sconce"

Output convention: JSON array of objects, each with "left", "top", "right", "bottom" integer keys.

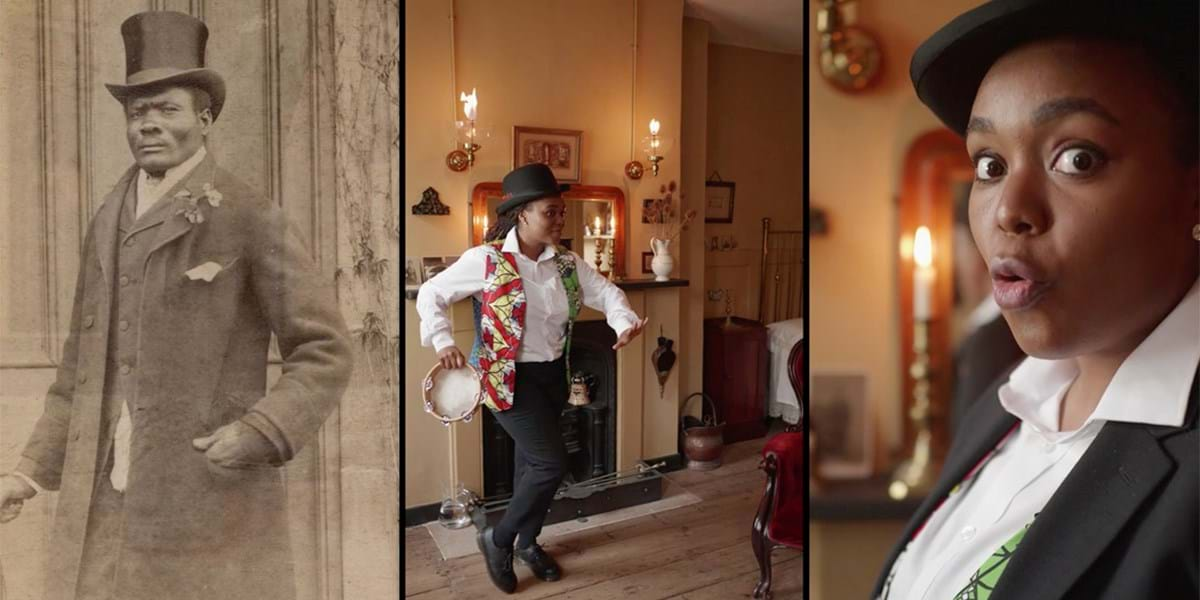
[
  {"left": 816, "top": 0, "right": 883, "bottom": 94},
  {"left": 446, "top": 88, "right": 490, "bottom": 172},
  {"left": 639, "top": 118, "right": 673, "bottom": 177}
]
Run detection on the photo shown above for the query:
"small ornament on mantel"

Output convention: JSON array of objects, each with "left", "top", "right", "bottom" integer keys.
[{"left": 412, "top": 187, "right": 450, "bottom": 215}]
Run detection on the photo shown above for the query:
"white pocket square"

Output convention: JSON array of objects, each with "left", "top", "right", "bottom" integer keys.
[{"left": 185, "top": 258, "right": 238, "bottom": 282}]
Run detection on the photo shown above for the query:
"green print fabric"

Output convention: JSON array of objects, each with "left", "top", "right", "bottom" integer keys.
[{"left": 952, "top": 519, "right": 1034, "bottom": 600}]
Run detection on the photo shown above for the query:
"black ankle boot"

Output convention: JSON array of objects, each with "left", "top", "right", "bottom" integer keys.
[
  {"left": 476, "top": 526, "right": 517, "bottom": 593},
  {"left": 515, "top": 542, "right": 562, "bottom": 582}
]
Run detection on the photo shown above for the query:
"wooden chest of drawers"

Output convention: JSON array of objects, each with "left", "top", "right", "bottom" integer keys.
[{"left": 703, "top": 317, "right": 769, "bottom": 444}]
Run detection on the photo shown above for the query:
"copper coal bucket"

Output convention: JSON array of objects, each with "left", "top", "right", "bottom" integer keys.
[{"left": 680, "top": 392, "right": 725, "bottom": 470}]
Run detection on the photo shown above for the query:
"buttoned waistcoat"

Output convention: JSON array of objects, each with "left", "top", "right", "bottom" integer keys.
[{"left": 16, "top": 154, "right": 354, "bottom": 600}]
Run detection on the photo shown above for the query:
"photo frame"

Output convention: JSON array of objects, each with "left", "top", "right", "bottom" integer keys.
[
  {"left": 405, "top": 256, "right": 422, "bottom": 286},
  {"left": 641, "top": 198, "right": 655, "bottom": 224},
  {"left": 421, "top": 256, "right": 460, "bottom": 282},
  {"left": 513, "top": 126, "right": 583, "bottom": 184},
  {"left": 641, "top": 251, "right": 654, "bottom": 274},
  {"left": 704, "top": 181, "right": 735, "bottom": 223},
  {"left": 810, "top": 372, "right": 874, "bottom": 479}
]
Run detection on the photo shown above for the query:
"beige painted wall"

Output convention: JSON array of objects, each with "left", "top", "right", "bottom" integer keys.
[
  {"left": 808, "top": 0, "right": 980, "bottom": 462},
  {"left": 404, "top": 0, "right": 684, "bottom": 509},
  {"left": 704, "top": 44, "right": 803, "bottom": 319},
  {"left": 678, "top": 17, "right": 709, "bottom": 419}
]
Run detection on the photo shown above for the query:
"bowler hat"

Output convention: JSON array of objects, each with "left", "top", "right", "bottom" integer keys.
[
  {"left": 911, "top": 0, "right": 1198, "bottom": 136},
  {"left": 105, "top": 11, "right": 226, "bottom": 120},
  {"left": 497, "top": 164, "right": 570, "bottom": 215}
]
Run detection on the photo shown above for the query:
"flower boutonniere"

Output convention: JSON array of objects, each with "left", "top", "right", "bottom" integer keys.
[{"left": 174, "top": 180, "right": 225, "bottom": 224}]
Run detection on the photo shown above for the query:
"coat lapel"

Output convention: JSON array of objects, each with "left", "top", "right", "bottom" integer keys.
[
  {"left": 991, "top": 366, "right": 1198, "bottom": 599},
  {"left": 94, "top": 166, "right": 140, "bottom": 294},
  {"left": 146, "top": 153, "right": 216, "bottom": 257}
]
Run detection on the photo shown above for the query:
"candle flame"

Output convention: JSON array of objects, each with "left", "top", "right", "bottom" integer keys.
[
  {"left": 460, "top": 88, "right": 478, "bottom": 121},
  {"left": 610, "top": 213, "right": 616, "bottom": 233},
  {"left": 914, "top": 226, "right": 933, "bottom": 267},
  {"left": 595, "top": 216, "right": 602, "bottom": 232},
  {"left": 649, "top": 118, "right": 661, "bottom": 135},
  {"left": 483, "top": 215, "right": 489, "bottom": 231}
]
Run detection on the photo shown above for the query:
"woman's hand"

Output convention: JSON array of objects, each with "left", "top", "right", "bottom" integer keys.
[
  {"left": 438, "top": 346, "right": 467, "bottom": 369},
  {"left": 613, "top": 317, "right": 650, "bottom": 350}
]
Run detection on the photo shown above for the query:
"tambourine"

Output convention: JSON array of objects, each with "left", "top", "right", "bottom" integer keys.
[{"left": 422, "top": 362, "right": 483, "bottom": 426}]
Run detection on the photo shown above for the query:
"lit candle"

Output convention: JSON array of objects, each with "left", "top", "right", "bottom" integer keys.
[
  {"left": 609, "top": 214, "right": 615, "bottom": 236},
  {"left": 913, "top": 226, "right": 935, "bottom": 320},
  {"left": 595, "top": 216, "right": 602, "bottom": 235},
  {"left": 649, "top": 118, "right": 660, "bottom": 135},
  {"left": 482, "top": 215, "right": 489, "bottom": 232}
]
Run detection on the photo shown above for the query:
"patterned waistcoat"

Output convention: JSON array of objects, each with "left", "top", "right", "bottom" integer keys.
[{"left": 470, "top": 240, "right": 581, "bottom": 411}]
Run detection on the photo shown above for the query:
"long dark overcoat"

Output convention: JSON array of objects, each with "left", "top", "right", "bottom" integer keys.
[{"left": 16, "top": 155, "right": 353, "bottom": 599}]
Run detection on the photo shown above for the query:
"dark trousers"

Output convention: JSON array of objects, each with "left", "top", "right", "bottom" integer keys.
[{"left": 490, "top": 358, "right": 569, "bottom": 549}]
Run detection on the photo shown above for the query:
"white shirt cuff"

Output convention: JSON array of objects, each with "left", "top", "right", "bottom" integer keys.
[
  {"left": 431, "top": 331, "right": 458, "bottom": 354},
  {"left": 11, "top": 471, "right": 43, "bottom": 496}
]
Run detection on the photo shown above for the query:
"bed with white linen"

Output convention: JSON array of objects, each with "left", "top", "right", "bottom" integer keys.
[{"left": 766, "top": 318, "right": 803, "bottom": 424}]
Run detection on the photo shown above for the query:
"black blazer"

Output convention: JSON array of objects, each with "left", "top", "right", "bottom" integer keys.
[
  {"left": 873, "top": 363, "right": 1200, "bottom": 599},
  {"left": 951, "top": 315, "right": 1025, "bottom": 433}
]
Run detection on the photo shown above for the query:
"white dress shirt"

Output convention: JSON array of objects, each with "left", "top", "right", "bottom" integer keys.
[
  {"left": 884, "top": 279, "right": 1200, "bottom": 600},
  {"left": 136, "top": 145, "right": 207, "bottom": 219},
  {"left": 417, "top": 227, "right": 639, "bottom": 362},
  {"left": 13, "top": 147, "right": 209, "bottom": 496}
]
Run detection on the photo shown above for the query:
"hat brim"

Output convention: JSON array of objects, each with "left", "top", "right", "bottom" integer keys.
[
  {"left": 106, "top": 68, "right": 226, "bottom": 121},
  {"left": 496, "top": 183, "right": 571, "bottom": 215},
  {"left": 911, "top": 0, "right": 1197, "bottom": 136}
]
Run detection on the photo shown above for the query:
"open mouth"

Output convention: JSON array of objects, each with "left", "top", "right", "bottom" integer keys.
[{"left": 990, "top": 258, "right": 1051, "bottom": 310}]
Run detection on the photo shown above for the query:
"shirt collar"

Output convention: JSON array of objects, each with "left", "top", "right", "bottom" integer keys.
[
  {"left": 1000, "top": 278, "right": 1200, "bottom": 433},
  {"left": 138, "top": 145, "right": 207, "bottom": 196},
  {"left": 502, "top": 226, "right": 558, "bottom": 263}
]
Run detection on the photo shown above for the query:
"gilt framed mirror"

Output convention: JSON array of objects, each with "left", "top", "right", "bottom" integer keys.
[{"left": 471, "top": 182, "right": 627, "bottom": 279}]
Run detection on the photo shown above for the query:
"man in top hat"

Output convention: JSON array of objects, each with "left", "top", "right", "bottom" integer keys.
[{"left": 0, "top": 11, "right": 352, "bottom": 600}]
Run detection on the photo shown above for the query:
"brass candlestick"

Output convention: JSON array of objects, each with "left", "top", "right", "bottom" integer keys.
[
  {"left": 606, "top": 237, "right": 616, "bottom": 280},
  {"left": 594, "top": 237, "right": 604, "bottom": 273},
  {"left": 889, "top": 319, "right": 938, "bottom": 500}
]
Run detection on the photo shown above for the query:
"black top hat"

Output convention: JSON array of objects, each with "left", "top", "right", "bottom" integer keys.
[
  {"left": 911, "top": 0, "right": 1198, "bottom": 136},
  {"left": 497, "top": 164, "right": 571, "bottom": 215},
  {"left": 105, "top": 11, "right": 227, "bottom": 120}
]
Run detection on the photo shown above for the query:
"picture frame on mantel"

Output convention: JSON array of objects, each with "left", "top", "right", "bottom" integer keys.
[
  {"left": 705, "top": 180, "right": 735, "bottom": 223},
  {"left": 810, "top": 372, "right": 874, "bottom": 479},
  {"left": 513, "top": 126, "right": 583, "bottom": 184}
]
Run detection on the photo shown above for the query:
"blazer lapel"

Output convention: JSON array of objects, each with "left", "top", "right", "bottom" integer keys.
[
  {"left": 93, "top": 166, "right": 139, "bottom": 294},
  {"left": 874, "top": 385, "right": 1019, "bottom": 596},
  {"left": 992, "top": 367, "right": 1199, "bottom": 599},
  {"left": 146, "top": 153, "right": 216, "bottom": 257}
]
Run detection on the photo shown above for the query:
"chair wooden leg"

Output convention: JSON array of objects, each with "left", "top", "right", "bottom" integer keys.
[{"left": 752, "top": 454, "right": 778, "bottom": 599}]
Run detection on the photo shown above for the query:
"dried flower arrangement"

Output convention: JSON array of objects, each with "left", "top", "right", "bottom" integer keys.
[{"left": 644, "top": 180, "right": 698, "bottom": 242}]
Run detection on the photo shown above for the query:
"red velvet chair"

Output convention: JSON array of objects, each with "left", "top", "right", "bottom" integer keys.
[{"left": 751, "top": 339, "right": 804, "bottom": 599}]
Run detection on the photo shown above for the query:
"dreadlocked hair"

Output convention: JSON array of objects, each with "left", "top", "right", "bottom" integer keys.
[{"left": 483, "top": 206, "right": 524, "bottom": 243}]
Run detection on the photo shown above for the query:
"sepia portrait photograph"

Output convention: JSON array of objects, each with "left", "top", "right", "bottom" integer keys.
[{"left": 0, "top": 1, "right": 400, "bottom": 600}]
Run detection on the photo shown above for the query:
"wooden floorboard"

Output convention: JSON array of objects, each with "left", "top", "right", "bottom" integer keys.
[{"left": 404, "top": 435, "right": 805, "bottom": 599}]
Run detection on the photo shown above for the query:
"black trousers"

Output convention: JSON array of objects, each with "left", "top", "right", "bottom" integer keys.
[{"left": 490, "top": 357, "right": 570, "bottom": 549}]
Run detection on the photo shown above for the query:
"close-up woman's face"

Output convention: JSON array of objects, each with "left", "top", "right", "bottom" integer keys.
[
  {"left": 966, "top": 38, "right": 1199, "bottom": 360},
  {"left": 519, "top": 196, "right": 568, "bottom": 246}
]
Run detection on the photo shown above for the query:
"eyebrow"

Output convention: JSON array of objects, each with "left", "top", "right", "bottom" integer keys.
[
  {"left": 128, "top": 100, "right": 181, "bottom": 111},
  {"left": 966, "top": 97, "right": 1120, "bottom": 135}
]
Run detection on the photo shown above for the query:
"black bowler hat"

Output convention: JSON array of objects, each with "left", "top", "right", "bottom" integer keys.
[
  {"left": 105, "top": 11, "right": 227, "bottom": 120},
  {"left": 497, "top": 164, "right": 570, "bottom": 215},
  {"left": 911, "top": 0, "right": 1198, "bottom": 136}
]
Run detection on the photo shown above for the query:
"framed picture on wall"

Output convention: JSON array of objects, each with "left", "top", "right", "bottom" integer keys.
[
  {"left": 705, "top": 181, "right": 735, "bottom": 223},
  {"left": 810, "top": 372, "right": 874, "bottom": 479},
  {"left": 641, "top": 251, "right": 654, "bottom": 274},
  {"left": 513, "top": 126, "right": 583, "bottom": 184},
  {"left": 405, "top": 256, "right": 422, "bottom": 286}
]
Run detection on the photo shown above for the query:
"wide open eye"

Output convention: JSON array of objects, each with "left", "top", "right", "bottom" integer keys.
[
  {"left": 1051, "top": 146, "right": 1106, "bottom": 177},
  {"left": 974, "top": 155, "right": 1006, "bottom": 181}
]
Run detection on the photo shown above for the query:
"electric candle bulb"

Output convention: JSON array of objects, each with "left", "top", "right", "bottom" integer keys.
[
  {"left": 460, "top": 88, "right": 478, "bottom": 121},
  {"left": 649, "top": 118, "right": 660, "bottom": 135}
]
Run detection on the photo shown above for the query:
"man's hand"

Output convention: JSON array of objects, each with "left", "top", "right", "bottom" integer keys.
[
  {"left": 613, "top": 317, "right": 650, "bottom": 350},
  {"left": 438, "top": 346, "right": 467, "bottom": 370},
  {"left": 192, "top": 420, "right": 280, "bottom": 469},
  {"left": 0, "top": 474, "right": 36, "bottom": 524}
]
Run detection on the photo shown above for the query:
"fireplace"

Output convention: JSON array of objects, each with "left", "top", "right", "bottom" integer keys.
[{"left": 481, "top": 320, "right": 618, "bottom": 497}]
